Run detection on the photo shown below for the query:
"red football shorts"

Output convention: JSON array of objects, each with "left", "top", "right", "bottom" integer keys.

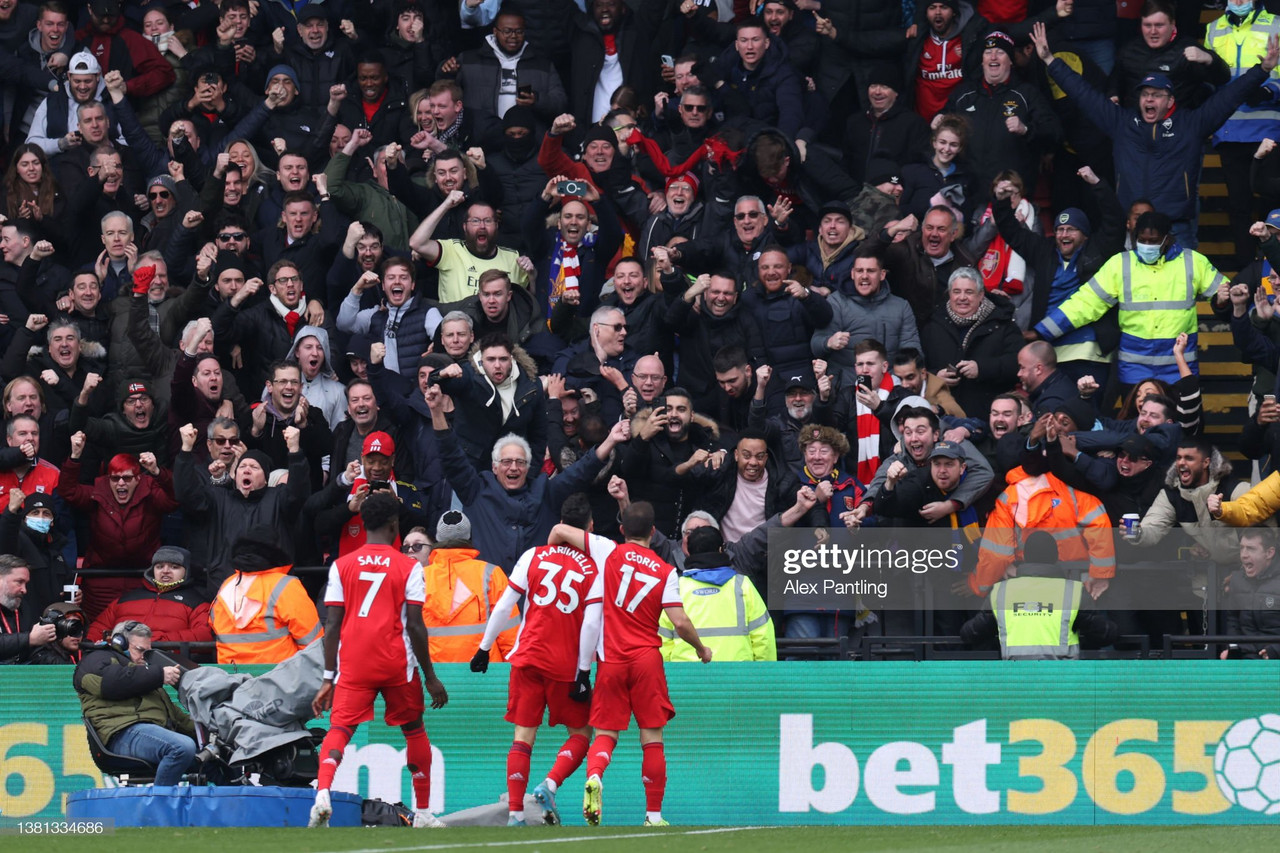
[
  {"left": 589, "top": 647, "right": 675, "bottom": 731},
  {"left": 330, "top": 671, "right": 425, "bottom": 727},
  {"left": 505, "top": 664, "right": 590, "bottom": 729}
]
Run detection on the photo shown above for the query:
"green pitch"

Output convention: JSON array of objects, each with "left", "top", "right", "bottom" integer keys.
[{"left": 19, "top": 825, "right": 1280, "bottom": 853}]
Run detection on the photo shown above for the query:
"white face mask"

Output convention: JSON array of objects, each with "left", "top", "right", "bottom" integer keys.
[
  {"left": 1227, "top": 1, "right": 1254, "bottom": 15},
  {"left": 1134, "top": 242, "right": 1163, "bottom": 264}
]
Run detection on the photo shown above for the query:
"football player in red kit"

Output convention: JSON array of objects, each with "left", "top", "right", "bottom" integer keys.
[
  {"left": 310, "top": 493, "right": 449, "bottom": 828},
  {"left": 550, "top": 500, "right": 712, "bottom": 827},
  {"left": 471, "top": 494, "right": 602, "bottom": 825}
]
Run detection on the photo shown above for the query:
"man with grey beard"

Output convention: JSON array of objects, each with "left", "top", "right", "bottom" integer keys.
[{"left": 0, "top": 555, "right": 57, "bottom": 663}]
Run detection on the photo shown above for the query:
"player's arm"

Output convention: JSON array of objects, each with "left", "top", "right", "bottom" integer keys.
[
  {"left": 312, "top": 563, "right": 346, "bottom": 717},
  {"left": 472, "top": 585, "right": 522, "bottom": 671},
  {"left": 406, "top": 603, "right": 449, "bottom": 709},
  {"left": 548, "top": 523, "right": 587, "bottom": 551},
  {"left": 663, "top": 604, "right": 712, "bottom": 663}
]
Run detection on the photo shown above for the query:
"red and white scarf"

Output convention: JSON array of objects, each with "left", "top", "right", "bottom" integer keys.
[{"left": 855, "top": 372, "right": 895, "bottom": 484}]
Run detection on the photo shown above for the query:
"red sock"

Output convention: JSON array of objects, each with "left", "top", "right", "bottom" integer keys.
[
  {"left": 403, "top": 724, "right": 433, "bottom": 811},
  {"left": 642, "top": 742, "right": 666, "bottom": 812},
  {"left": 507, "top": 741, "right": 533, "bottom": 812},
  {"left": 585, "top": 734, "right": 617, "bottom": 779},
  {"left": 547, "top": 733, "right": 589, "bottom": 786},
  {"left": 316, "top": 725, "right": 354, "bottom": 791}
]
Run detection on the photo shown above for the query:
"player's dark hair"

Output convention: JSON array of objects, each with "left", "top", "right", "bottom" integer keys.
[
  {"left": 560, "top": 493, "right": 592, "bottom": 528},
  {"left": 736, "top": 427, "right": 768, "bottom": 447},
  {"left": 894, "top": 405, "right": 939, "bottom": 432},
  {"left": 360, "top": 492, "right": 401, "bottom": 533},
  {"left": 620, "top": 502, "right": 655, "bottom": 539},
  {"left": 686, "top": 525, "right": 724, "bottom": 556}
]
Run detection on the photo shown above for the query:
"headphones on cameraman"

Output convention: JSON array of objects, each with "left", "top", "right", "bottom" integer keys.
[
  {"left": 39, "top": 608, "right": 85, "bottom": 640},
  {"left": 109, "top": 621, "right": 142, "bottom": 654}
]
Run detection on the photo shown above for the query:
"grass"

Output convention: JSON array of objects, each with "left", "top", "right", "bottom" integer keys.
[{"left": 16, "top": 825, "right": 1280, "bottom": 853}]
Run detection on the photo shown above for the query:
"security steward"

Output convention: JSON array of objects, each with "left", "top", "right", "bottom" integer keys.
[
  {"left": 420, "top": 510, "right": 520, "bottom": 662},
  {"left": 210, "top": 525, "right": 322, "bottom": 664},
  {"left": 659, "top": 526, "right": 775, "bottom": 661},
  {"left": 1035, "top": 211, "right": 1227, "bottom": 386},
  {"left": 961, "top": 531, "right": 1118, "bottom": 659}
]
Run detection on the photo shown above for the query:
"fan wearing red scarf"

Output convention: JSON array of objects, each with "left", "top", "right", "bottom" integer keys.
[{"left": 797, "top": 424, "right": 864, "bottom": 527}]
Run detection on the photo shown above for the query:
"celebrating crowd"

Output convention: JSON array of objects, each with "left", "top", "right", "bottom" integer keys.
[{"left": 3, "top": 0, "right": 1280, "bottom": 667}]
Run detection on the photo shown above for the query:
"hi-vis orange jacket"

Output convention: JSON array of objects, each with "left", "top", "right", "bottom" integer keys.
[
  {"left": 971, "top": 467, "right": 1115, "bottom": 595},
  {"left": 211, "top": 565, "right": 322, "bottom": 664},
  {"left": 421, "top": 547, "right": 519, "bottom": 663}
]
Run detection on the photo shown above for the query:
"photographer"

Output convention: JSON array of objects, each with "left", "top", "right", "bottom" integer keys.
[{"left": 29, "top": 602, "right": 85, "bottom": 665}]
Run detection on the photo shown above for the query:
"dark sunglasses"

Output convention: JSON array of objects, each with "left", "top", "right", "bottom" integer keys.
[
  {"left": 216, "top": 231, "right": 247, "bottom": 241},
  {"left": 680, "top": 103, "right": 708, "bottom": 113},
  {"left": 594, "top": 322, "right": 626, "bottom": 333},
  {"left": 734, "top": 211, "right": 763, "bottom": 220},
  {"left": 147, "top": 190, "right": 171, "bottom": 200}
]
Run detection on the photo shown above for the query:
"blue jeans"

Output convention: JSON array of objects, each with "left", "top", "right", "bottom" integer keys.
[{"left": 110, "top": 723, "right": 198, "bottom": 786}]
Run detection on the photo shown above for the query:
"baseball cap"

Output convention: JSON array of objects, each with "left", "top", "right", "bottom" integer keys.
[
  {"left": 297, "top": 4, "right": 329, "bottom": 21},
  {"left": 1266, "top": 208, "right": 1280, "bottom": 230},
  {"left": 1137, "top": 73, "right": 1173, "bottom": 92},
  {"left": 818, "top": 200, "right": 853, "bottom": 223},
  {"left": 436, "top": 509, "right": 472, "bottom": 542},
  {"left": 68, "top": 51, "right": 101, "bottom": 75},
  {"left": 362, "top": 431, "right": 395, "bottom": 457},
  {"left": 784, "top": 372, "right": 817, "bottom": 393},
  {"left": 1119, "top": 434, "right": 1156, "bottom": 460},
  {"left": 929, "top": 440, "right": 966, "bottom": 461}
]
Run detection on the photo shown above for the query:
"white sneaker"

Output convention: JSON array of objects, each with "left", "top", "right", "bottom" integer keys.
[
  {"left": 413, "top": 810, "right": 446, "bottom": 828},
  {"left": 308, "top": 789, "right": 332, "bottom": 828}
]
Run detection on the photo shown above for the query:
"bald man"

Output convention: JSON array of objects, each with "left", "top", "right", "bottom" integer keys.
[{"left": 1016, "top": 341, "right": 1077, "bottom": 414}]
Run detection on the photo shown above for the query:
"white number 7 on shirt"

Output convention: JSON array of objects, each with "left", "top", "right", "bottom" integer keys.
[
  {"left": 615, "top": 563, "right": 659, "bottom": 613},
  {"left": 357, "top": 571, "right": 386, "bottom": 617}
]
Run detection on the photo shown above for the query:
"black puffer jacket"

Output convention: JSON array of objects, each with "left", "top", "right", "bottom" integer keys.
[
  {"left": 437, "top": 345, "right": 547, "bottom": 473},
  {"left": 920, "top": 293, "right": 1024, "bottom": 419},
  {"left": 277, "top": 34, "right": 356, "bottom": 111},
  {"left": 665, "top": 292, "right": 766, "bottom": 400},
  {"left": 173, "top": 450, "right": 311, "bottom": 595},
  {"left": 738, "top": 282, "right": 833, "bottom": 374},
  {"left": 621, "top": 407, "right": 724, "bottom": 538}
]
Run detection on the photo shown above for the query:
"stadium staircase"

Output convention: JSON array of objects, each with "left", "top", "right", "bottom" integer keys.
[
  {"left": 1197, "top": 149, "right": 1252, "bottom": 461},
  {"left": 1194, "top": 8, "right": 1252, "bottom": 461}
]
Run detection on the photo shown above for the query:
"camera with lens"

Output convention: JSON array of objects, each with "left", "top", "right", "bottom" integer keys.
[{"left": 39, "top": 612, "right": 85, "bottom": 640}]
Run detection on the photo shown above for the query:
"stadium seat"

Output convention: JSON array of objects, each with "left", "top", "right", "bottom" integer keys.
[{"left": 82, "top": 717, "right": 159, "bottom": 786}]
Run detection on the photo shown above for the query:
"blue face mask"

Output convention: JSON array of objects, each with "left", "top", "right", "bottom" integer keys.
[
  {"left": 1228, "top": 1, "right": 1254, "bottom": 16},
  {"left": 1134, "top": 242, "right": 1163, "bottom": 264},
  {"left": 24, "top": 516, "right": 51, "bottom": 534}
]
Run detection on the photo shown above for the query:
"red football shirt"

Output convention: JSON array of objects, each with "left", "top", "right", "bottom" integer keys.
[
  {"left": 324, "top": 543, "right": 425, "bottom": 687},
  {"left": 505, "top": 543, "right": 601, "bottom": 680},
  {"left": 585, "top": 536, "right": 680, "bottom": 663}
]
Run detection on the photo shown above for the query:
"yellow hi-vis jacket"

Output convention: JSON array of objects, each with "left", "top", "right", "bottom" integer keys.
[
  {"left": 1033, "top": 248, "right": 1225, "bottom": 384},
  {"left": 1205, "top": 9, "right": 1280, "bottom": 144},
  {"left": 658, "top": 568, "right": 775, "bottom": 661},
  {"left": 990, "top": 575, "right": 1083, "bottom": 660}
]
